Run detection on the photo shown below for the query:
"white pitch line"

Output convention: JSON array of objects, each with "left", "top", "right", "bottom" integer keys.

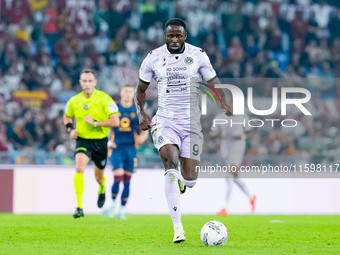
[{"left": 270, "top": 220, "right": 282, "bottom": 223}]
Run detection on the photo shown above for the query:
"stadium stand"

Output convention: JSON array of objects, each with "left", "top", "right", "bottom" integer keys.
[{"left": 0, "top": 0, "right": 340, "bottom": 165}]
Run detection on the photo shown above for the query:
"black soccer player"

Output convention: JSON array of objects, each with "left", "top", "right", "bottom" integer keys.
[{"left": 135, "top": 18, "right": 232, "bottom": 242}]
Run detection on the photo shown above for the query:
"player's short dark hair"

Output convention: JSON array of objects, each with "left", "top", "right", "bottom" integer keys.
[
  {"left": 165, "top": 18, "right": 187, "bottom": 32},
  {"left": 122, "top": 84, "right": 134, "bottom": 89},
  {"left": 80, "top": 69, "right": 95, "bottom": 77}
]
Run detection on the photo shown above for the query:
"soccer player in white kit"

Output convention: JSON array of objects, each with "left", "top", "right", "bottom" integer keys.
[
  {"left": 210, "top": 113, "right": 256, "bottom": 216},
  {"left": 135, "top": 18, "right": 232, "bottom": 243}
]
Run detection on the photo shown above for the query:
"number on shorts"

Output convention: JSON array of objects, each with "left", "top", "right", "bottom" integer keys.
[{"left": 192, "top": 144, "right": 199, "bottom": 156}]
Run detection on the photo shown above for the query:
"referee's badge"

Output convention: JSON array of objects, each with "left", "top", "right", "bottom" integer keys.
[{"left": 84, "top": 104, "right": 89, "bottom": 110}]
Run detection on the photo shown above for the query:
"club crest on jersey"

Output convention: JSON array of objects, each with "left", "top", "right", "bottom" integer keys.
[
  {"left": 158, "top": 136, "right": 164, "bottom": 144},
  {"left": 130, "top": 113, "right": 136, "bottom": 118},
  {"left": 184, "top": 56, "right": 193, "bottom": 65},
  {"left": 84, "top": 104, "right": 89, "bottom": 110}
]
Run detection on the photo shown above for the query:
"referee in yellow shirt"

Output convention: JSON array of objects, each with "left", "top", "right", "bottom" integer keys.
[{"left": 64, "top": 69, "right": 119, "bottom": 218}]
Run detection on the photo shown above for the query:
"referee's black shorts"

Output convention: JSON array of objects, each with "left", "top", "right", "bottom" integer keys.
[{"left": 75, "top": 137, "right": 108, "bottom": 170}]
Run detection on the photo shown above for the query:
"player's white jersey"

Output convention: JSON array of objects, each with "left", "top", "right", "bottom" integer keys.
[
  {"left": 211, "top": 114, "right": 251, "bottom": 165},
  {"left": 139, "top": 43, "right": 216, "bottom": 124}
]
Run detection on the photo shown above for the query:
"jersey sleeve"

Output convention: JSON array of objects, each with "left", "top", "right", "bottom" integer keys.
[
  {"left": 198, "top": 50, "right": 217, "bottom": 81},
  {"left": 139, "top": 52, "right": 154, "bottom": 83},
  {"left": 64, "top": 99, "right": 74, "bottom": 118},
  {"left": 103, "top": 95, "right": 119, "bottom": 117}
]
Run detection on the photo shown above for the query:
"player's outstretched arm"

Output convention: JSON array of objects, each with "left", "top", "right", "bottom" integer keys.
[
  {"left": 84, "top": 114, "right": 119, "bottom": 127},
  {"left": 208, "top": 77, "right": 233, "bottom": 116},
  {"left": 135, "top": 80, "right": 152, "bottom": 131}
]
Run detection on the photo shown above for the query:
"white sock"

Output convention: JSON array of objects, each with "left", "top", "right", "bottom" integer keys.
[
  {"left": 182, "top": 179, "right": 197, "bottom": 188},
  {"left": 164, "top": 169, "right": 182, "bottom": 227},
  {"left": 234, "top": 178, "right": 251, "bottom": 199},
  {"left": 174, "top": 222, "right": 183, "bottom": 231},
  {"left": 110, "top": 199, "right": 116, "bottom": 208},
  {"left": 120, "top": 205, "right": 125, "bottom": 214},
  {"left": 178, "top": 171, "right": 197, "bottom": 188}
]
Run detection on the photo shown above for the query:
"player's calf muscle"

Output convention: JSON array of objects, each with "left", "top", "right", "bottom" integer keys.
[
  {"left": 181, "top": 169, "right": 198, "bottom": 180},
  {"left": 180, "top": 158, "right": 199, "bottom": 180}
]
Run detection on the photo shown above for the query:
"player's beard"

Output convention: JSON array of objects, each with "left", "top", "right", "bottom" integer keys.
[{"left": 167, "top": 43, "right": 185, "bottom": 54}]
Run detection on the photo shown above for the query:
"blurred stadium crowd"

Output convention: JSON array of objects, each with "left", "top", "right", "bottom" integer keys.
[{"left": 0, "top": 0, "right": 340, "bottom": 164}]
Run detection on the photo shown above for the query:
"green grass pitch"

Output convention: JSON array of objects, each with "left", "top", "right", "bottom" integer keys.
[{"left": 0, "top": 214, "right": 339, "bottom": 255}]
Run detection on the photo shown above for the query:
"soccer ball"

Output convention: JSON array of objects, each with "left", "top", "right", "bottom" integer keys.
[{"left": 200, "top": 220, "right": 228, "bottom": 246}]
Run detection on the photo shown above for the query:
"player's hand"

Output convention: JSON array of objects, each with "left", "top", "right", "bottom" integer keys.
[
  {"left": 108, "top": 140, "right": 117, "bottom": 149},
  {"left": 138, "top": 111, "right": 152, "bottom": 131},
  {"left": 135, "top": 135, "right": 144, "bottom": 145},
  {"left": 84, "top": 114, "right": 94, "bottom": 125},
  {"left": 222, "top": 103, "right": 233, "bottom": 116},
  {"left": 69, "top": 129, "right": 78, "bottom": 140}
]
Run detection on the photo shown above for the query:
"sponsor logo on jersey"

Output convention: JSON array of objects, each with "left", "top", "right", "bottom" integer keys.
[
  {"left": 166, "top": 87, "right": 188, "bottom": 93},
  {"left": 184, "top": 56, "right": 193, "bottom": 65}
]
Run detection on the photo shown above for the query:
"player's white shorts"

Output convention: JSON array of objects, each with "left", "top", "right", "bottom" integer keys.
[{"left": 151, "top": 115, "right": 203, "bottom": 161}]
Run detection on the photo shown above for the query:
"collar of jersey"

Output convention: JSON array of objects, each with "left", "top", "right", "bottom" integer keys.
[
  {"left": 165, "top": 42, "right": 187, "bottom": 56},
  {"left": 82, "top": 88, "right": 97, "bottom": 98}
]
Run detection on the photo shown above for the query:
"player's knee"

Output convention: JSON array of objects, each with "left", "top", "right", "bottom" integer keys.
[
  {"left": 114, "top": 168, "right": 124, "bottom": 175},
  {"left": 160, "top": 146, "right": 179, "bottom": 169},
  {"left": 164, "top": 169, "right": 179, "bottom": 180},
  {"left": 75, "top": 166, "right": 85, "bottom": 174},
  {"left": 95, "top": 172, "right": 104, "bottom": 184},
  {"left": 95, "top": 175, "right": 104, "bottom": 184}
]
